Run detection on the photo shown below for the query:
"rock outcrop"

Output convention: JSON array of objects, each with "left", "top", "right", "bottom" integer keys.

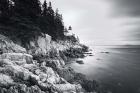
[
  {"left": 0, "top": 34, "right": 26, "bottom": 53},
  {"left": 0, "top": 74, "right": 15, "bottom": 88},
  {"left": 0, "top": 52, "right": 83, "bottom": 93},
  {"left": 28, "top": 34, "right": 51, "bottom": 55},
  {"left": 0, "top": 84, "right": 47, "bottom": 93},
  {"left": 0, "top": 53, "right": 33, "bottom": 65},
  {"left": 0, "top": 34, "right": 98, "bottom": 93}
]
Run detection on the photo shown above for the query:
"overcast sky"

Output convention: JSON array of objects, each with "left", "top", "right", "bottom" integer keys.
[{"left": 41, "top": 0, "right": 140, "bottom": 45}]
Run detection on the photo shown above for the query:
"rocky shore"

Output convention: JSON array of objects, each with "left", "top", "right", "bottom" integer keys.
[{"left": 0, "top": 34, "right": 99, "bottom": 93}]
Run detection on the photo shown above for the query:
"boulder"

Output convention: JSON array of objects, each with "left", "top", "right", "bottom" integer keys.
[
  {"left": 23, "top": 64, "right": 39, "bottom": 72},
  {"left": 37, "top": 34, "right": 51, "bottom": 51},
  {"left": 55, "top": 67, "right": 99, "bottom": 92},
  {"left": 0, "top": 34, "right": 26, "bottom": 53},
  {"left": 56, "top": 67, "right": 75, "bottom": 82},
  {"left": 0, "top": 65, "right": 31, "bottom": 81},
  {"left": 0, "top": 53, "right": 33, "bottom": 65},
  {"left": 45, "top": 60, "right": 62, "bottom": 69},
  {"left": 53, "top": 83, "right": 82, "bottom": 92},
  {"left": 35, "top": 66, "right": 61, "bottom": 84},
  {"left": 29, "top": 34, "right": 51, "bottom": 55},
  {"left": 0, "top": 74, "right": 15, "bottom": 88},
  {"left": 6, "top": 84, "right": 47, "bottom": 93},
  {"left": 0, "top": 59, "right": 15, "bottom": 67},
  {"left": 76, "top": 60, "right": 84, "bottom": 64}
]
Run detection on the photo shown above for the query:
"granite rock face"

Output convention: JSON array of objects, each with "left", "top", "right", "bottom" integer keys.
[
  {"left": 0, "top": 52, "right": 83, "bottom": 93},
  {"left": 28, "top": 34, "right": 51, "bottom": 55},
  {"left": 0, "top": 53, "right": 33, "bottom": 65},
  {"left": 0, "top": 84, "right": 47, "bottom": 93},
  {"left": 0, "top": 34, "right": 97, "bottom": 93},
  {"left": 0, "top": 74, "right": 15, "bottom": 88},
  {"left": 0, "top": 34, "right": 26, "bottom": 53}
]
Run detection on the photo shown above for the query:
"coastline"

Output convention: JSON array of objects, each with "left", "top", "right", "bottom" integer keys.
[{"left": 0, "top": 34, "right": 100, "bottom": 93}]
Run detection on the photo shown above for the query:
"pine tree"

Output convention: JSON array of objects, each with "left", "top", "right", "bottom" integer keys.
[
  {"left": 54, "top": 8, "right": 64, "bottom": 39},
  {"left": 42, "top": 0, "right": 48, "bottom": 16},
  {"left": 0, "top": 0, "right": 10, "bottom": 20},
  {"left": 30, "top": 0, "right": 41, "bottom": 18},
  {"left": 12, "top": 0, "right": 41, "bottom": 18},
  {"left": 48, "top": 2, "right": 54, "bottom": 16}
]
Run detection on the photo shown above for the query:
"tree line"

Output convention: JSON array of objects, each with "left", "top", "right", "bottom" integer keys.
[{"left": 0, "top": 0, "right": 67, "bottom": 41}]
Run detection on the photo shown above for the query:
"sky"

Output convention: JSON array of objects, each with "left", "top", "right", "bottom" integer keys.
[{"left": 40, "top": 0, "right": 140, "bottom": 45}]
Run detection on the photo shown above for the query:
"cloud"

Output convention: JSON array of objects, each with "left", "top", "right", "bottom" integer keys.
[
  {"left": 40, "top": 0, "right": 140, "bottom": 44},
  {"left": 109, "top": 0, "right": 140, "bottom": 17}
]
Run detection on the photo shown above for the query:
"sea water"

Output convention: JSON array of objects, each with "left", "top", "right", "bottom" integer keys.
[{"left": 67, "top": 45, "right": 140, "bottom": 93}]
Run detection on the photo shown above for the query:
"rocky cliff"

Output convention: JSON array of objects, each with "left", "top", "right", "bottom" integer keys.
[{"left": 0, "top": 34, "right": 98, "bottom": 93}]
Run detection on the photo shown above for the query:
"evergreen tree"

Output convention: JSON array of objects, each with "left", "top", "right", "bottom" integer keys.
[
  {"left": 42, "top": 0, "right": 48, "bottom": 16},
  {"left": 0, "top": 0, "right": 10, "bottom": 21},
  {"left": 0, "top": 0, "right": 66, "bottom": 41},
  {"left": 48, "top": 2, "right": 54, "bottom": 16},
  {"left": 54, "top": 8, "right": 64, "bottom": 39},
  {"left": 12, "top": 0, "right": 41, "bottom": 18},
  {"left": 30, "top": 0, "right": 41, "bottom": 18}
]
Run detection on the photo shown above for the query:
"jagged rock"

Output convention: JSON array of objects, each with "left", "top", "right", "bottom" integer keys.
[
  {"left": 3, "top": 65, "right": 31, "bottom": 81},
  {"left": 35, "top": 66, "right": 62, "bottom": 84},
  {"left": 58, "top": 58, "right": 65, "bottom": 66},
  {"left": 76, "top": 60, "right": 84, "bottom": 64},
  {"left": 53, "top": 83, "right": 82, "bottom": 92},
  {"left": 0, "top": 59, "right": 15, "bottom": 66},
  {"left": 37, "top": 34, "right": 51, "bottom": 51},
  {"left": 0, "top": 34, "right": 26, "bottom": 53},
  {"left": 0, "top": 74, "right": 15, "bottom": 88},
  {"left": 6, "top": 84, "right": 47, "bottom": 93},
  {"left": 0, "top": 34, "right": 92, "bottom": 92},
  {"left": 56, "top": 67, "right": 76, "bottom": 82},
  {"left": 0, "top": 87, "right": 7, "bottom": 93},
  {"left": 59, "top": 51, "right": 68, "bottom": 61},
  {"left": 55, "top": 67, "right": 99, "bottom": 92},
  {"left": 63, "top": 47, "right": 85, "bottom": 58},
  {"left": 23, "top": 64, "right": 39, "bottom": 72},
  {"left": 45, "top": 59, "right": 63, "bottom": 69},
  {"left": 0, "top": 58, "right": 66, "bottom": 85},
  {"left": 28, "top": 34, "right": 51, "bottom": 55},
  {"left": 0, "top": 53, "right": 33, "bottom": 65},
  {"left": 37, "top": 81, "right": 52, "bottom": 91}
]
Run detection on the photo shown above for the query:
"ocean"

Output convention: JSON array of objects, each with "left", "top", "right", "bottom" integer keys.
[{"left": 67, "top": 45, "right": 140, "bottom": 93}]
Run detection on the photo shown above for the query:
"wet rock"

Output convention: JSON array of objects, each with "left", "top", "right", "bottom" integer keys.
[
  {"left": 56, "top": 67, "right": 75, "bottom": 82},
  {"left": 89, "top": 54, "right": 94, "bottom": 56},
  {"left": 76, "top": 60, "right": 84, "bottom": 64},
  {"left": 100, "top": 52, "right": 110, "bottom": 54},
  {"left": 56, "top": 67, "right": 99, "bottom": 92},
  {"left": 45, "top": 59, "right": 65, "bottom": 69},
  {"left": 81, "top": 44, "right": 89, "bottom": 52},
  {"left": 63, "top": 47, "right": 85, "bottom": 58},
  {"left": 45, "top": 60, "right": 61, "bottom": 68},
  {"left": 84, "top": 52, "right": 92, "bottom": 54},
  {"left": 0, "top": 34, "right": 98, "bottom": 92},
  {"left": 59, "top": 51, "right": 68, "bottom": 61}
]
